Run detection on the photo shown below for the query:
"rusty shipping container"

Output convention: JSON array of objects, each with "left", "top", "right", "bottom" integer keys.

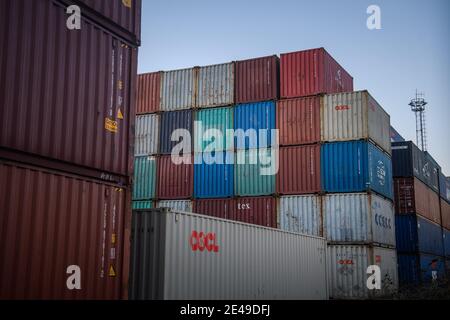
[
  {"left": 280, "top": 48, "right": 353, "bottom": 99},
  {"left": 136, "top": 72, "right": 161, "bottom": 114},
  {"left": 0, "top": 161, "right": 131, "bottom": 299},
  {"left": 157, "top": 155, "right": 193, "bottom": 199},
  {"left": 160, "top": 68, "right": 196, "bottom": 111},
  {"left": 442, "top": 200, "right": 450, "bottom": 231},
  {"left": 197, "top": 62, "right": 234, "bottom": 108},
  {"left": 235, "top": 55, "right": 279, "bottom": 104},
  {"left": 0, "top": 0, "right": 139, "bottom": 178},
  {"left": 277, "top": 97, "right": 321, "bottom": 146},
  {"left": 277, "top": 145, "right": 321, "bottom": 195},
  {"left": 394, "top": 177, "right": 441, "bottom": 225}
]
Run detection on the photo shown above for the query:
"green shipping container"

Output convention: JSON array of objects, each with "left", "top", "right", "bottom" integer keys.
[
  {"left": 235, "top": 148, "right": 276, "bottom": 196},
  {"left": 132, "top": 200, "right": 154, "bottom": 210},
  {"left": 133, "top": 156, "right": 156, "bottom": 200},
  {"left": 195, "top": 107, "right": 233, "bottom": 152}
]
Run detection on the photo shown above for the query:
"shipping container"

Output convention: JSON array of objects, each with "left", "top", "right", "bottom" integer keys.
[
  {"left": 197, "top": 63, "right": 234, "bottom": 108},
  {"left": 234, "top": 196, "right": 277, "bottom": 228},
  {"left": 441, "top": 200, "right": 450, "bottom": 231},
  {"left": 395, "top": 215, "right": 443, "bottom": 256},
  {"left": 321, "top": 91, "right": 391, "bottom": 155},
  {"left": 235, "top": 55, "right": 279, "bottom": 104},
  {"left": 327, "top": 245, "right": 398, "bottom": 299},
  {"left": 321, "top": 141, "right": 393, "bottom": 200},
  {"left": 277, "top": 145, "right": 321, "bottom": 195},
  {"left": 0, "top": 0, "right": 138, "bottom": 177},
  {"left": 157, "top": 200, "right": 193, "bottom": 212},
  {"left": 0, "top": 161, "right": 130, "bottom": 299},
  {"left": 444, "top": 229, "right": 450, "bottom": 258},
  {"left": 194, "top": 152, "right": 234, "bottom": 198},
  {"left": 234, "top": 102, "right": 276, "bottom": 149},
  {"left": 393, "top": 177, "right": 441, "bottom": 225},
  {"left": 132, "top": 156, "right": 156, "bottom": 200},
  {"left": 397, "top": 254, "right": 446, "bottom": 285},
  {"left": 132, "top": 200, "right": 153, "bottom": 210},
  {"left": 392, "top": 141, "right": 440, "bottom": 193},
  {"left": 439, "top": 172, "right": 450, "bottom": 203},
  {"left": 235, "top": 149, "right": 276, "bottom": 196},
  {"left": 136, "top": 72, "right": 161, "bottom": 114},
  {"left": 160, "top": 68, "right": 196, "bottom": 111},
  {"left": 277, "top": 97, "right": 321, "bottom": 146},
  {"left": 135, "top": 114, "right": 159, "bottom": 156},
  {"left": 323, "top": 193, "right": 395, "bottom": 246},
  {"left": 390, "top": 126, "right": 405, "bottom": 143},
  {"left": 280, "top": 48, "right": 353, "bottom": 99},
  {"left": 278, "top": 195, "right": 322, "bottom": 236},
  {"left": 129, "top": 208, "right": 328, "bottom": 300},
  {"left": 159, "top": 110, "right": 193, "bottom": 155},
  {"left": 195, "top": 107, "right": 234, "bottom": 152},
  {"left": 157, "top": 155, "right": 193, "bottom": 199},
  {"left": 193, "top": 198, "right": 236, "bottom": 220}
]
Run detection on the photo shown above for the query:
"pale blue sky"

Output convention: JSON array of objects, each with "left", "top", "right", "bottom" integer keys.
[{"left": 138, "top": 0, "right": 450, "bottom": 173}]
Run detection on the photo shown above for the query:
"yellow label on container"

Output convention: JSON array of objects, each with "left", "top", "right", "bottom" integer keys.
[
  {"left": 117, "top": 108, "right": 124, "bottom": 120},
  {"left": 117, "top": 80, "right": 123, "bottom": 90},
  {"left": 111, "top": 234, "right": 116, "bottom": 245},
  {"left": 109, "top": 265, "right": 116, "bottom": 277},
  {"left": 105, "top": 118, "right": 118, "bottom": 133},
  {"left": 122, "top": 0, "right": 132, "bottom": 8}
]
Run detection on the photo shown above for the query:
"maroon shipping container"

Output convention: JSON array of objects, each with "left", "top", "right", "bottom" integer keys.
[
  {"left": 136, "top": 72, "right": 161, "bottom": 114},
  {"left": 442, "top": 200, "right": 450, "bottom": 231},
  {"left": 235, "top": 55, "right": 279, "bottom": 104},
  {"left": 157, "top": 155, "right": 193, "bottom": 199},
  {"left": 0, "top": 161, "right": 131, "bottom": 299},
  {"left": 280, "top": 48, "right": 353, "bottom": 98},
  {"left": 277, "top": 97, "right": 321, "bottom": 146},
  {"left": 194, "top": 197, "right": 277, "bottom": 228},
  {"left": 277, "top": 145, "right": 321, "bottom": 195},
  {"left": 0, "top": 0, "right": 138, "bottom": 178},
  {"left": 394, "top": 177, "right": 441, "bottom": 225}
]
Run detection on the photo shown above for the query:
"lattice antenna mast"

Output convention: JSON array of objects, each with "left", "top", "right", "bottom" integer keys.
[{"left": 409, "top": 90, "right": 428, "bottom": 151}]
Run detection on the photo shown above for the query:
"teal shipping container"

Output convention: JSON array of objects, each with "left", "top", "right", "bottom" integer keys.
[
  {"left": 194, "top": 107, "right": 233, "bottom": 152},
  {"left": 132, "top": 200, "right": 153, "bottom": 210},
  {"left": 133, "top": 156, "right": 156, "bottom": 200}
]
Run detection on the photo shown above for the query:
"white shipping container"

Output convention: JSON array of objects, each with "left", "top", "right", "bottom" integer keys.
[
  {"left": 321, "top": 91, "right": 391, "bottom": 155},
  {"left": 327, "top": 245, "right": 398, "bottom": 299},
  {"left": 323, "top": 193, "right": 396, "bottom": 246},
  {"left": 157, "top": 200, "right": 193, "bottom": 212},
  {"left": 135, "top": 114, "right": 160, "bottom": 156},
  {"left": 130, "top": 208, "right": 328, "bottom": 300},
  {"left": 278, "top": 195, "right": 322, "bottom": 236},
  {"left": 161, "top": 68, "right": 196, "bottom": 111},
  {"left": 197, "top": 63, "right": 234, "bottom": 108}
]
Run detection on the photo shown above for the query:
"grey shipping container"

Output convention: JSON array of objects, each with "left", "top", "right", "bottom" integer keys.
[
  {"left": 197, "top": 62, "right": 234, "bottom": 108},
  {"left": 160, "top": 68, "right": 196, "bottom": 111},
  {"left": 129, "top": 208, "right": 328, "bottom": 300}
]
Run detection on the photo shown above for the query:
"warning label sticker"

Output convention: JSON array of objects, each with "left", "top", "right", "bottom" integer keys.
[
  {"left": 105, "top": 118, "right": 118, "bottom": 133},
  {"left": 109, "top": 265, "right": 116, "bottom": 277}
]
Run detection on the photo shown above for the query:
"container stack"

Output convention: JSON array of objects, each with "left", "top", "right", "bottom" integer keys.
[{"left": 0, "top": 0, "right": 142, "bottom": 299}]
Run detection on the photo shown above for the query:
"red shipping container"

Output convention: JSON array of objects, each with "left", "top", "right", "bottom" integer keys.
[
  {"left": 0, "top": 161, "right": 131, "bottom": 299},
  {"left": 277, "top": 97, "right": 321, "bottom": 146},
  {"left": 0, "top": 0, "right": 138, "bottom": 177},
  {"left": 394, "top": 177, "right": 441, "bottom": 225},
  {"left": 235, "top": 55, "right": 279, "bottom": 104},
  {"left": 280, "top": 48, "right": 353, "bottom": 98},
  {"left": 137, "top": 72, "right": 161, "bottom": 114},
  {"left": 157, "top": 155, "right": 193, "bottom": 199},
  {"left": 442, "top": 200, "right": 450, "bottom": 231},
  {"left": 194, "top": 198, "right": 236, "bottom": 220},
  {"left": 277, "top": 145, "right": 321, "bottom": 195}
]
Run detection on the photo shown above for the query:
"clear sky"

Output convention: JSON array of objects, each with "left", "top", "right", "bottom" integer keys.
[{"left": 138, "top": 0, "right": 450, "bottom": 174}]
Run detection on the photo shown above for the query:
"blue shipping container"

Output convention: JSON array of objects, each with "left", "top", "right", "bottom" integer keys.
[
  {"left": 234, "top": 102, "right": 276, "bottom": 149},
  {"left": 439, "top": 172, "right": 450, "bottom": 203},
  {"left": 194, "top": 151, "right": 234, "bottom": 198},
  {"left": 397, "top": 254, "right": 446, "bottom": 285},
  {"left": 395, "top": 215, "right": 444, "bottom": 256},
  {"left": 444, "top": 229, "right": 450, "bottom": 258},
  {"left": 321, "top": 141, "right": 393, "bottom": 199}
]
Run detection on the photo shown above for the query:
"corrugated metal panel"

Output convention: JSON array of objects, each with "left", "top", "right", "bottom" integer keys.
[
  {"left": 235, "top": 55, "right": 279, "bottom": 104},
  {"left": 278, "top": 195, "right": 322, "bottom": 236},
  {"left": 160, "top": 68, "right": 196, "bottom": 111},
  {"left": 439, "top": 172, "right": 450, "bottom": 203},
  {"left": 277, "top": 97, "right": 321, "bottom": 146},
  {"left": 136, "top": 72, "right": 160, "bottom": 114},
  {"left": 393, "top": 177, "right": 441, "bottom": 225},
  {"left": 157, "top": 155, "right": 193, "bottom": 199},
  {"left": 129, "top": 208, "right": 328, "bottom": 300},
  {"left": 234, "top": 102, "right": 276, "bottom": 149},
  {"left": 0, "top": 0, "right": 138, "bottom": 177},
  {"left": 321, "top": 91, "right": 391, "bottom": 155},
  {"left": 327, "top": 245, "right": 398, "bottom": 299},
  {"left": 157, "top": 200, "right": 193, "bottom": 212},
  {"left": 160, "top": 110, "right": 193, "bottom": 155},
  {"left": 132, "top": 200, "right": 153, "bottom": 210},
  {"left": 444, "top": 229, "right": 450, "bottom": 258},
  {"left": 397, "top": 254, "right": 446, "bottom": 285},
  {"left": 0, "top": 161, "right": 129, "bottom": 299},
  {"left": 195, "top": 107, "right": 233, "bottom": 152},
  {"left": 395, "top": 215, "right": 443, "bottom": 256},
  {"left": 197, "top": 63, "right": 234, "bottom": 108},
  {"left": 194, "top": 198, "right": 236, "bottom": 219},
  {"left": 135, "top": 114, "right": 159, "bottom": 156},
  {"left": 194, "top": 152, "right": 234, "bottom": 199},
  {"left": 321, "top": 141, "right": 393, "bottom": 200},
  {"left": 132, "top": 156, "right": 156, "bottom": 200},
  {"left": 235, "top": 149, "right": 276, "bottom": 196},
  {"left": 323, "top": 193, "right": 395, "bottom": 246},
  {"left": 277, "top": 145, "right": 321, "bottom": 195},
  {"left": 442, "top": 201, "right": 450, "bottom": 231},
  {"left": 280, "top": 48, "right": 353, "bottom": 99}
]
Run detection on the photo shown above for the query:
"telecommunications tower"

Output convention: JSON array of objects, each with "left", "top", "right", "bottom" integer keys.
[{"left": 409, "top": 90, "right": 428, "bottom": 151}]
